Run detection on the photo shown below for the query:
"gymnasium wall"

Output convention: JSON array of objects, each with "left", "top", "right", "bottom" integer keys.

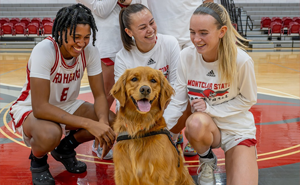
[{"left": 0, "top": 0, "right": 299, "bottom": 4}]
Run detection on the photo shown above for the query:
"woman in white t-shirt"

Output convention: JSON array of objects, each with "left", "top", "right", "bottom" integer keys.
[
  {"left": 115, "top": 3, "right": 180, "bottom": 104},
  {"left": 163, "top": 3, "right": 258, "bottom": 185},
  {"left": 9, "top": 4, "right": 115, "bottom": 185}
]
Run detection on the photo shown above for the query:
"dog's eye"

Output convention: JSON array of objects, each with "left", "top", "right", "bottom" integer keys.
[
  {"left": 150, "top": 79, "right": 157, "bottom": 83},
  {"left": 131, "top": 77, "right": 138, "bottom": 82}
]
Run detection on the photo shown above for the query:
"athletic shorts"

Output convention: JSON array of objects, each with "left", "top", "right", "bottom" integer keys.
[
  {"left": 14, "top": 99, "right": 85, "bottom": 147},
  {"left": 214, "top": 130, "right": 257, "bottom": 154}
]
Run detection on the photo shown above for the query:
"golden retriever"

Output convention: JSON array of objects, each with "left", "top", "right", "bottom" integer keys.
[{"left": 111, "top": 66, "right": 195, "bottom": 185}]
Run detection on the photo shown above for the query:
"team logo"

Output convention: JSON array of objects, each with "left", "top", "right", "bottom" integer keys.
[{"left": 187, "top": 87, "right": 229, "bottom": 99}]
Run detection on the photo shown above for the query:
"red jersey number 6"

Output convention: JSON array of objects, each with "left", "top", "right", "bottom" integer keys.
[{"left": 60, "top": 87, "right": 69, "bottom": 101}]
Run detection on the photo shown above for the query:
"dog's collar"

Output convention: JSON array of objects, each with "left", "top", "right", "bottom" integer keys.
[{"left": 117, "top": 129, "right": 181, "bottom": 167}]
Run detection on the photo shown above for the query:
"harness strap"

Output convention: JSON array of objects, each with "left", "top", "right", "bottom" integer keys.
[{"left": 117, "top": 129, "right": 181, "bottom": 167}]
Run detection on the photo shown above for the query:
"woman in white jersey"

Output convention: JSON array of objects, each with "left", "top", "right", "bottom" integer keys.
[
  {"left": 115, "top": 4, "right": 180, "bottom": 107},
  {"left": 9, "top": 4, "right": 115, "bottom": 185},
  {"left": 163, "top": 3, "right": 258, "bottom": 185},
  {"left": 76, "top": 0, "right": 145, "bottom": 160}
]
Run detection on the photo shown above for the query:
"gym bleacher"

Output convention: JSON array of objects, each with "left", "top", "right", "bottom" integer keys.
[
  {"left": 235, "top": 2, "right": 300, "bottom": 49},
  {"left": 0, "top": 1, "right": 300, "bottom": 50},
  {"left": 0, "top": 3, "right": 71, "bottom": 49}
]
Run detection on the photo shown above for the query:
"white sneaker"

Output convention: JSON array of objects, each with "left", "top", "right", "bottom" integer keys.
[
  {"left": 92, "top": 140, "right": 113, "bottom": 160},
  {"left": 197, "top": 152, "right": 217, "bottom": 185}
]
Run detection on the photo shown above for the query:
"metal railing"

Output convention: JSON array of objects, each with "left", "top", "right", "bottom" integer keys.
[
  {"left": 244, "top": 15, "right": 253, "bottom": 37},
  {"left": 220, "top": 0, "right": 253, "bottom": 37}
]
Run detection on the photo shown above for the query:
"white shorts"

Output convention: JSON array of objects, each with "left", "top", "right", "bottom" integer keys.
[
  {"left": 14, "top": 99, "right": 85, "bottom": 147},
  {"left": 214, "top": 130, "right": 257, "bottom": 153}
]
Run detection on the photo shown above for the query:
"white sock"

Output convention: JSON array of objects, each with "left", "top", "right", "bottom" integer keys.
[{"left": 198, "top": 148, "right": 211, "bottom": 157}]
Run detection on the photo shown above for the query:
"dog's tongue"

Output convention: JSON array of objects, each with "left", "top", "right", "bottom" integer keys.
[{"left": 137, "top": 100, "right": 151, "bottom": 112}]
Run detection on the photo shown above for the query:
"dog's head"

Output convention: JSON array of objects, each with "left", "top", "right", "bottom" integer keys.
[{"left": 111, "top": 66, "right": 174, "bottom": 115}]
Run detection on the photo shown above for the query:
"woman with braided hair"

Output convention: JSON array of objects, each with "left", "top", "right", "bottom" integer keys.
[{"left": 9, "top": 4, "right": 115, "bottom": 185}]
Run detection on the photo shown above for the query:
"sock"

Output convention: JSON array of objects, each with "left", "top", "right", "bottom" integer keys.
[
  {"left": 169, "top": 131, "right": 179, "bottom": 144},
  {"left": 55, "top": 133, "right": 81, "bottom": 154},
  {"left": 198, "top": 148, "right": 214, "bottom": 159},
  {"left": 29, "top": 151, "right": 48, "bottom": 168}
]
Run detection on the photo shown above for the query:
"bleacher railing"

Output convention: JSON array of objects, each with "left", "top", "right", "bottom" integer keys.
[{"left": 221, "top": 0, "right": 253, "bottom": 37}]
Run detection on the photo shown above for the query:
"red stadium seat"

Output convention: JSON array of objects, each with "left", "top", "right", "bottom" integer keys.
[
  {"left": 2, "top": 23, "right": 14, "bottom": 35},
  {"left": 9, "top": 18, "right": 20, "bottom": 26},
  {"left": 42, "top": 17, "right": 53, "bottom": 26},
  {"left": 282, "top": 17, "right": 293, "bottom": 29},
  {"left": 0, "top": 24, "right": 2, "bottom": 36},
  {"left": 261, "top": 17, "right": 271, "bottom": 29},
  {"left": 31, "top": 17, "right": 42, "bottom": 28},
  {"left": 271, "top": 17, "right": 282, "bottom": 24},
  {"left": 0, "top": 18, "right": 9, "bottom": 25},
  {"left": 268, "top": 22, "right": 283, "bottom": 38},
  {"left": 232, "top": 23, "right": 237, "bottom": 30},
  {"left": 14, "top": 22, "right": 26, "bottom": 35},
  {"left": 292, "top": 17, "right": 300, "bottom": 24},
  {"left": 287, "top": 22, "right": 300, "bottom": 35},
  {"left": 20, "top": 17, "right": 31, "bottom": 27},
  {"left": 27, "top": 22, "right": 40, "bottom": 36},
  {"left": 43, "top": 22, "right": 53, "bottom": 35}
]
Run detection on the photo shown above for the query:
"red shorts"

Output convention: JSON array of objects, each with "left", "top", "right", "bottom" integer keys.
[{"left": 238, "top": 139, "right": 257, "bottom": 147}]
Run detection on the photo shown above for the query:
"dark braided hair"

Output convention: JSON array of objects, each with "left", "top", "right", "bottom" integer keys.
[{"left": 52, "top": 3, "right": 97, "bottom": 47}]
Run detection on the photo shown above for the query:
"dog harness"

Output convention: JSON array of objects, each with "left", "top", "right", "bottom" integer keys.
[{"left": 117, "top": 129, "right": 181, "bottom": 167}]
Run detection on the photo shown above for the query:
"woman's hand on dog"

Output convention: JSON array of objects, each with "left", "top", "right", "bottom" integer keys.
[
  {"left": 191, "top": 98, "right": 207, "bottom": 112},
  {"left": 86, "top": 120, "right": 116, "bottom": 148}
]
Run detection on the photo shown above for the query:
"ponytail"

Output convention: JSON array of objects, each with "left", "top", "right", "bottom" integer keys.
[{"left": 118, "top": 4, "right": 149, "bottom": 51}]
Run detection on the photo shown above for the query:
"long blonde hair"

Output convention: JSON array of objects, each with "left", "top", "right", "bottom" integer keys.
[{"left": 193, "top": 2, "right": 249, "bottom": 83}]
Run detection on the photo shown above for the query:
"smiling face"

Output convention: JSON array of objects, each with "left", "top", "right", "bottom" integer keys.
[
  {"left": 125, "top": 67, "right": 161, "bottom": 114},
  {"left": 125, "top": 9, "right": 157, "bottom": 53},
  {"left": 190, "top": 14, "right": 227, "bottom": 62},
  {"left": 60, "top": 24, "right": 91, "bottom": 59}
]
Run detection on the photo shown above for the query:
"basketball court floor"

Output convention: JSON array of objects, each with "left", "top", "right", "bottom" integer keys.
[{"left": 0, "top": 48, "right": 299, "bottom": 184}]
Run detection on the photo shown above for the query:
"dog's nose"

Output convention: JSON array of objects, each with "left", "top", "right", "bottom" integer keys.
[{"left": 140, "top": 85, "right": 151, "bottom": 96}]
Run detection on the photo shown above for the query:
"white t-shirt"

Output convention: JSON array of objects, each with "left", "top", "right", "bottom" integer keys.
[
  {"left": 147, "top": 0, "right": 201, "bottom": 48},
  {"left": 76, "top": 0, "right": 145, "bottom": 59},
  {"left": 115, "top": 33, "right": 180, "bottom": 86},
  {"left": 114, "top": 33, "right": 180, "bottom": 109},
  {"left": 163, "top": 46, "right": 257, "bottom": 138},
  {"left": 10, "top": 36, "right": 102, "bottom": 128}
]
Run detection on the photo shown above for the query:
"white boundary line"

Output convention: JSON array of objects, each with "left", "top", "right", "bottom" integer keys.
[{"left": 258, "top": 86, "right": 300, "bottom": 99}]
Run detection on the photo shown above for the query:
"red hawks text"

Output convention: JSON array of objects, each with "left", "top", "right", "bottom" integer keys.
[{"left": 52, "top": 69, "right": 80, "bottom": 84}]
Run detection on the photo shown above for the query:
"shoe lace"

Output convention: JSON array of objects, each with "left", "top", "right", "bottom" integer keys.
[{"left": 197, "top": 160, "right": 217, "bottom": 177}]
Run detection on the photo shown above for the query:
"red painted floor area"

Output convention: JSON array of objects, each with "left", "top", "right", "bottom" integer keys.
[{"left": 0, "top": 92, "right": 300, "bottom": 184}]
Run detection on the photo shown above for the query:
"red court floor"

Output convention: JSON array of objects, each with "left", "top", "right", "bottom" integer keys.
[{"left": 0, "top": 50, "right": 300, "bottom": 185}]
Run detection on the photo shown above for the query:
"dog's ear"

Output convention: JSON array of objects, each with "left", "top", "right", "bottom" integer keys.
[
  {"left": 157, "top": 70, "right": 174, "bottom": 110},
  {"left": 110, "top": 70, "right": 128, "bottom": 107}
]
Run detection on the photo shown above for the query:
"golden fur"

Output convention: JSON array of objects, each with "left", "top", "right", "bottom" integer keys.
[{"left": 111, "top": 66, "right": 195, "bottom": 185}]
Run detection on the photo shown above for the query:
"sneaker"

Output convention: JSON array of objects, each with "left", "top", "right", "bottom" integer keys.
[
  {"left": 184, "top": 142, "right": 197, "bottom": 156},
  {"left": 176, "top": 133, "right": 184, "bottom": 144},
  {"left": 92, "top": 140, "right": 113, "bottom": 160},
  {"left": 197, "top": 152, "right": 217, "bottom": 185},
  {"left": 51, "top": 149, "right": 87, "bottom": 173}
]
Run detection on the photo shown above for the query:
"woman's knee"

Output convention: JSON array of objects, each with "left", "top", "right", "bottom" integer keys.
[
  {"left": 185, "top": 113, "right": 210, "bottom": 139},
  {"left": 33, "top": 125, "right": 62, "bottom": 149}
]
